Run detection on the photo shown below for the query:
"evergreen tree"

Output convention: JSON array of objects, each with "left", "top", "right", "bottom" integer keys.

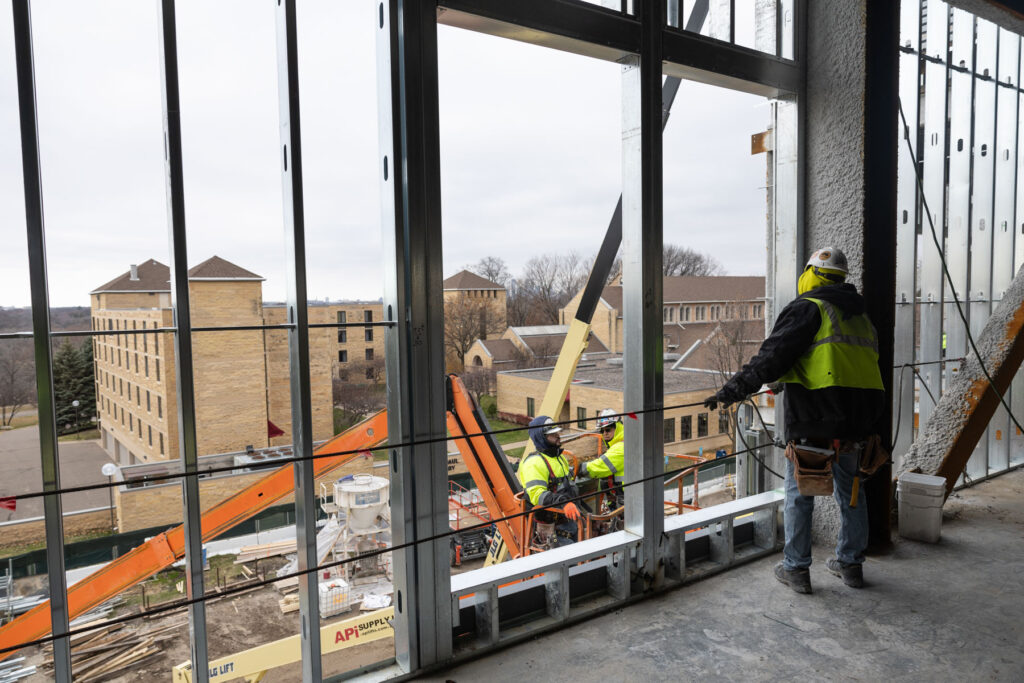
[{"left": 53, "top": 339, "right": 95, "bottom": 433}]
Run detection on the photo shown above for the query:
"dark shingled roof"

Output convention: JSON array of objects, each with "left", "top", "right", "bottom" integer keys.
[
  {"left": 187, "top": 255, "right": 263, "bottom": 280},
  {"left": 477, "top": 338, "right": 519, "bottom": 363},
  {"left": 91, "top": 259, "right": 171, "bottom": 293},
  {"left": 598, "top": 275, "right": 766, "bottom": 312},
  {"left": 443, "top": 270, "right": 504, "bottom": 290},
  {"left": 92, "top": 256, "right": 263, "bottom": 293}
]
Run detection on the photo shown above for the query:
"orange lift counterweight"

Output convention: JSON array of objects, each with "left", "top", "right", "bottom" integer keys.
[{"left": 0, "top": 411, "right": 389, "bottom": 662}]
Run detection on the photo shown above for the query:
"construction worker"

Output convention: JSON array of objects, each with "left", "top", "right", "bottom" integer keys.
[
  {"left": 518, "top": 415, "right": 582, "bottom": 546},
  {"left": 580, "top": 409, "right": 625, "bottom": 509},
  {"left": 704, "top": 247, "right": 884, "bottom": 593}
]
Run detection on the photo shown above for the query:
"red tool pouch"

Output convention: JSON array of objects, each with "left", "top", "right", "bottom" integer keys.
[{"left": 784, "top": 441, "right": 837, "bottom": 496}]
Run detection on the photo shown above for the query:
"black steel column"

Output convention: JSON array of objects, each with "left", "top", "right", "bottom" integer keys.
[
  {"left": 156, "top": 0, "right": 209, "bottom": 678},
  {"left": 11, "top": 1, "right": 71, "bottom": 678},
  {"left": 274, "top": 1, "right": 321, "bottom": 680},
  {"left": 862, "top": 0, "right": 900, "bottom": 550}
]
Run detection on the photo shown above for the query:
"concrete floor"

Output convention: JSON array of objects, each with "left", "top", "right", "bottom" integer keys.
[
  {"left": 0, "top": 425, "right": 114, "bottom": 521},
  {"left": 426, "top": 469, "right": 1024, "bottom": 682}
]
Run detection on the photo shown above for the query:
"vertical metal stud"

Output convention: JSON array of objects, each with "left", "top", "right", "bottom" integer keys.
[
  {"left": 11, "top": 1, "right": 71, "bottom": 679},
  {"left": 274, "top": 1, "right": 321, "bottom": 680},
  {"left": 623, "top": 0, "right": 665, "bottom": 594},
  {"left": 156, "top": 1, "right": 208, "bottom": 677},
  {"left": 708, "top": 518, "right": 734, "bottom": 567},
  {"left": 893, "top": 0, "right": 921, "bottom": 463},
  {"left": 156, "top": 0, "right": 208, "bottom": 679},
  {"left": 378, "top": 0, "right": 451, "bottom": 670},
  {"left": 544, "top": 567, "right": 570, "bottom": 622}
]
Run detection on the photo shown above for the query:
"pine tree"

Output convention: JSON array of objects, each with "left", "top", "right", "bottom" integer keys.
[{"left": 53, "top": 339, "right": 95, "bottom": 433}]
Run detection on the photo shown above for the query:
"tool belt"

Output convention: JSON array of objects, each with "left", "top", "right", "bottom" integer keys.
[
  {"left": 784, "top": 441, "right": 836, "bottom": 496},
  {"left": 858, "top": 434, "right": 889, "bottom": 477}
]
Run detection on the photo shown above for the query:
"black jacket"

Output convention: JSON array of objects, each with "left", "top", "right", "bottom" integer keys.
[{"left": 715, "top": 283, "right": 884, "bottom": 441}]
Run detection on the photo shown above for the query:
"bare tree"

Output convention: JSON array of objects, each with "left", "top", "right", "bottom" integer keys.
[
  {"left": 663, "top": 244, "right": 725, "bottom": 277},
  {"left": 505, "top": 279, "right": 532, "bottom": 327},
  {"left": 468, "top": 256, "right": 511, "bottom": 287},
  {"left": 461, "top": 366, "right": 497, "bottom": 402},
  {"left": 444, "top": 295, "right": 506, "bottom": 370},
  {"left": 517, "top": 252, "right": 590, "bottom": 325},
  {"left": 0, "top": 341, "right": 34, "bottom": 427},
  {"left": 703, "top": 320, "right": 759, "bottom": 437},
  {"left": 333, "top": 377, "right": 386, "bottom": 431}
]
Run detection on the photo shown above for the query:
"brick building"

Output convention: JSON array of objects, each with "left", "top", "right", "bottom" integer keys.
[
  {"left": 496, "top": 363, "right": 733, "bottom": 458},
  {"left": 466, "top": 324, "right": 610, "bottom": 370},
  {"left": 90, "top": 257, "right": 379, "bottom": 465},
  {"left": 559, "top": 275, "right": 767, "bottom": 354},
  {"left": 442, "top": 270, "right": 508, "bottom": 370}
]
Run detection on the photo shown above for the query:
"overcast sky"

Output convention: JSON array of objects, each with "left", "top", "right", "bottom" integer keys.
[{"left": 1, "top": 0, "right": 768, "bottom": 309}]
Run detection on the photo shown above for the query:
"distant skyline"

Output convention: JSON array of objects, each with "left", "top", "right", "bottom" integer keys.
[{"left": 1, "top": 1, "right": 768, "bottom": 308}]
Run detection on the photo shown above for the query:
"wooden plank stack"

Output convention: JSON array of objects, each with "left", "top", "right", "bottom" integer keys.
[
  {"left": 40, "top": 619, "right": 184, "bottom": 682},
  {"left": 233, "top": 540, "right": 296, "bottom": 564}
]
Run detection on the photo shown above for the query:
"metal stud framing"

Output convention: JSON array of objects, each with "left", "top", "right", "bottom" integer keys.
[
  {"left": 7, "top": 0, "right": 804, "bottom": 679},
  {"left": 895, "top": 1, "right": 1024, "bottom": 483}
]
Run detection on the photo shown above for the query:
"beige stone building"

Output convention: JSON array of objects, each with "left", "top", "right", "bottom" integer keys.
[
  {"left": 442, "top": 270, "right": 508, "bottom": 370},
  {"left": 90, "top": 257, "right": 354, "bottom": 465},
  {"left": 466, "top": 325, "right": 609, "bottom": 370},
  {"left": 559, "top": 275, "right": 767, "bottom": 354},
  {"left": 496, "top": 364, "right": 734, "bottom": 458}
]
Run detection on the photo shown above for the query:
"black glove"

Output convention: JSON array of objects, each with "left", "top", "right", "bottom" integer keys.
[
  {"left": 767, "top": 382, "right": 785, "bottom": 395},
  {"left": 703, "top": 394, "right": 720, "bottom": 411}
]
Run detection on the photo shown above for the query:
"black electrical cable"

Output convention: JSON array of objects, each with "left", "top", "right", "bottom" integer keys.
[
  {"left": 3, "top": 393, "right": 767, "bottom": 505},
  {"left": 0, "top": 439, "right": 779, "bottom": 656},
  {"left": 898, "top": 98, "right": 1024, "bottom": 440}
]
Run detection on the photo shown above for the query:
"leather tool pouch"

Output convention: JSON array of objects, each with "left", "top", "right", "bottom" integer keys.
[
  {"left": 858, "top": 435, "right": 889, "bottom": 477},
  {"left": 785, "top": 441, "right": 836, "bottom": 496}
]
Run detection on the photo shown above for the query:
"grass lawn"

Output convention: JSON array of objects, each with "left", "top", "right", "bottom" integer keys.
[
  {"left": 4, "top": 414, "right": 38, "bottom": 429},
  {"left": 485, "top": 417, "right": 528, "bottom": 446},
  {"left": 59, "top": 428, "right": 101, "bottom": 442},
  {"left": 0, "top": 529, "right": 114, "bottom": 559}
]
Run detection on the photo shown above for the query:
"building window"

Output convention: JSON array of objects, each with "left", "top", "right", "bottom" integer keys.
[
  {"left": 753, "top": 304, "right": 763, "bottom": 318},
  {"left": 148, "top": 425, "right": 153, "bottom": 446},
  {"left": 159, "top": 433, "right": 164, "bottom": 455},
  {"left": 363, "top": 310, "right": 373, "bottom": 323},
  {"left": 119, "top": 379, "right": 123, "bottom": 396},
  {"left": 695, "top": 306, "right": 706, "bottom": 321},
  {"left": 134, "top": 353, "right": 139, "bottom": 373},
  {"left": 526, "top": 397, "right": 535, "bottom": 418},
  {"left": 339, "top": 350, "right": 348, "bottom": 363},
  {"left": 365, "top": 328, "right": 373, "bottom": 342},
  {"left": 365, "top": 367, "right": 375, "bottom": 380},
  {"left": 577, "top": 407, "right": 587, "bottom": 429},
  {"left": 698, "top": 412, "right": 709, "bottom": 438},
  {"left": 711, "top": 306, "right": 719, "bottom": 321},
  {"left": 338, "top": 370, "right": 349, "bottom": 382},
  {"left": 145, "top": 356, "right": 149, "bottom": 376},
  {"left": 718, "top": 410, "right": 729, "bottom": 434},
  {"left": 682, "top": 306, "right": 690, "bottom": 322},
  {"left": 129, "top": 414, "right": 133, "bottom": 430},
  {"left": 663, "top": 418, "right": 676, "bottom": 444},
  {"left": 365, "top": 348, "right": 374, "bottom": 361},
  {"left": 338, "top": 330, "right": 347, "bottom": 343},
  {"left": 156, "top": 359, "right": 160, "bottom": 381},
  {"left": 679, "top": 413, "right": 692, "bottom": 440},
  {"left": 138, "top": 420, "right": 142, "bottom": 438},
  {"left": 136, "top": 386, "right": 141, "bottom": 406},
  {"left": 147, "top": 391, "right": 151, "bottom": 412},
  {"left": 158, "top": 396, "right": 162, "bottom": 418},
  {"left": 337, "top": 310, "right": 347, "bottom": 324},
  {"left": 143, "top": 330, "right": 148, "bottom": 352}
]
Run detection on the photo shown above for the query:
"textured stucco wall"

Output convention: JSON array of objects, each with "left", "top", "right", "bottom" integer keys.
[{"left": 804, "top": 0, "right": 869, "bottom": 545}]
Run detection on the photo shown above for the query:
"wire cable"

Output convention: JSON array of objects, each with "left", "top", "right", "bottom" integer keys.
[
  {"left": 898, "top": 98, "right": 1024, "bottom": 440},
  {"left": 0, "top": 439, "right": 779, "bottom": 655}
]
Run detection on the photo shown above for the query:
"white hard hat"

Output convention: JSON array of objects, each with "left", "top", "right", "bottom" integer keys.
[
  {"left": 540, "top": 417, "right": 562, "bottom": 435},
  {"left": 805, "top": 247, "right": 848, "bottom": 276},
  {"left": 596, "top": 409, "right": 619, "bottom": 429}
]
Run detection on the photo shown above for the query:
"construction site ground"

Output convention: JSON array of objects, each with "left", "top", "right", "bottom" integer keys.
[{"left": 14, "top": 554, "right": 487, "bottom": 681}]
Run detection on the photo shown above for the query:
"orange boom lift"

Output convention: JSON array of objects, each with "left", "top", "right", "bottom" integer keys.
[{"left": 0, "top": 412, "right": 388, "bottom": 660}]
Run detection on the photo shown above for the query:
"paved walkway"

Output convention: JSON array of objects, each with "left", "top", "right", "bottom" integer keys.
[
  {"left": 426, "top": 469, "right": 1024, "bottom": 681},
  {"left": 0, "top": 426, "right": 114, "bottom": 521}
]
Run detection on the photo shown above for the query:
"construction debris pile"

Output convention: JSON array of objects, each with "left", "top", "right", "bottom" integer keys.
[{"left": 38, "top": 619, "right": 183, "bottom": 682}]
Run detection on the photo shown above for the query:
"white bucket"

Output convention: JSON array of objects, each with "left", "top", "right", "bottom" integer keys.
[{"left": 897, "top": 472, "right": 946, "bottom": 543}]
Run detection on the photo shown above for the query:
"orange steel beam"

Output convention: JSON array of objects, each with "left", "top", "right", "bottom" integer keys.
[
  {"left": 0, "top": 411, "right": 388, "bottom": 661},
  {"left": 446, "top": 376, "right": 527, "bottom": 559}
]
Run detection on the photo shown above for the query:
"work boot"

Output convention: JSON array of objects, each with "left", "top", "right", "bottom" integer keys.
[
  {"left": 826, "top": 558, "right": 864, "bottom": 588},
  {"left": 773, "top": 562, "right": 812, "bottom": 594}
]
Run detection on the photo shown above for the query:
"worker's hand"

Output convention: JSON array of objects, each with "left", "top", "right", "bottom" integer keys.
[
  {"left": 562, "top": 502, "right": 581, "bottom": 521},
  {"left": 703, "top": 395, "right": 720, "bottom": 411},
  {"left": 767, "top": 382, "right": 784, "bottom": 395}
]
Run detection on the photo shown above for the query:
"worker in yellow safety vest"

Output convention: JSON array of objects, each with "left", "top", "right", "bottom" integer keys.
[
  {"left": 518, "top": 416, "right": 582, "bottom": 546},
  {"left": 580, "top": 409, "right": 625, "bottom": 509},
  {"left": 704, "top": 247, "right": 884, "bottom": 594}
]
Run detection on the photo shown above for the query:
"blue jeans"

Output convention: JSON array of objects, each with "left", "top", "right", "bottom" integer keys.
[{"left": 783, "top": 443, "right": 867, "bottom": 569}]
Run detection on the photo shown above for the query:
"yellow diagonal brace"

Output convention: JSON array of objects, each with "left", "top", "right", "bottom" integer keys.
[{"left": 539, "top": 318, "right": 593, "bottom": 420}]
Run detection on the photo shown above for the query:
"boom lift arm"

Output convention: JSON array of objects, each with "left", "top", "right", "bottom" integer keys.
[{"left": 0, "top": 412, "right": 389, "bottom": 661}]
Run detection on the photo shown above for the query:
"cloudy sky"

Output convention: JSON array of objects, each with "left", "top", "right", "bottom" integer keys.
[{"left": 1, "top": 0, "right": 768, "bottom": 309}]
